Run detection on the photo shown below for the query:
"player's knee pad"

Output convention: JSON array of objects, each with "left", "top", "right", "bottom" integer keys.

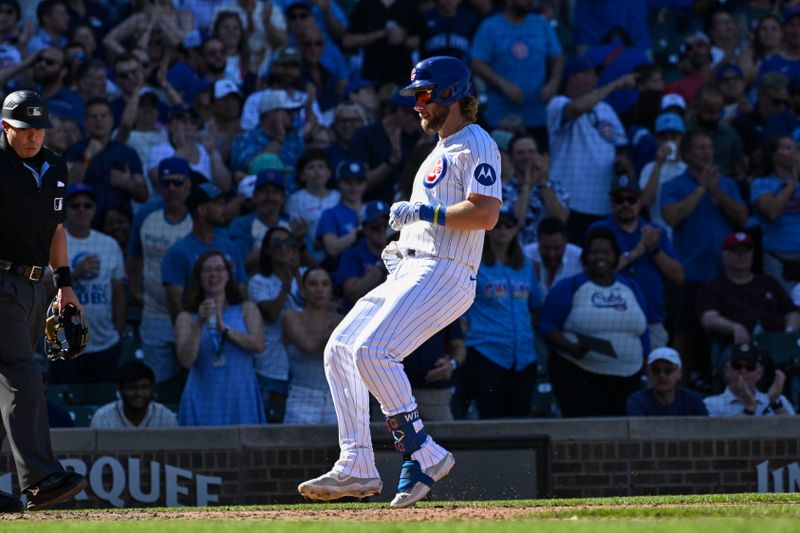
[{"left": 386, "top": 409, "right": 427, "bottom": 456}]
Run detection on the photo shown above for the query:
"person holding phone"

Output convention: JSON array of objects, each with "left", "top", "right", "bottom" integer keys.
[{"left": 538, "top": 227, "right": 650, "bottom": 417}]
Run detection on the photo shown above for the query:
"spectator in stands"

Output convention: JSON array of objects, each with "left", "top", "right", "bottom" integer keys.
[
  {"left": 504, "top": 132, "right": 569, "bottom": 245},
  {"left": 317, "top": 159, "right": 369, "bottom": 264},
  {"left": 403, "top": 321, "right": 465, "bottom": 422},
  {"left": 744, "top": 14, "right": 782, "bottom": 84},
  {"left": 626, "top": 348, "right": 708, "bottom": 417},
  {"left": 325, "top": 101, "right": 369, "bottom": 171},
  {"left": 148, "top": 105, "right": 233, "bottom": 194},
  {"left": 573, "top": 0, "right": 652, "bottom": 50},
  {"left": 211, "top": 9, "right": 255, "bottom": 91},
  {"left": 181, "top": 37, "right": 229, "bottom": 104},
  {"left": 74, "top": 58, "right": 108, "bottom": 104},
  {"left": 128, "top": 157, "right": 193, "bottom": 384},
  {"left": 283, "top": 1, "right": 349, "bottom": 84},
  {"left": 335, "top": 200, "right": 390, "bottom": 308},
  {"left": 50, "top": 183, "right": 125, "bottom": 384},
  {"left": 281, "top": 267, "right": 341, "bottom": 424},
  {"left": 102, "top": 0, "right": 194, "bottom": 59},
  {"left": 233, "top": 0, "right": 289, "bottom": 72},
  {"left": 687, "top": 84, "right": 745, "bottom": 178},
  {"left": 547, "top": 56, "right": 633, "bottom": 243},
  {"left": 350, "top": 92, "right": 420, "bottom": 203},
  {"left": 665, "top": 31, "right": 715, "bottom": 104},
  {"left": 462, "top": 206, "right": 543, "bottom": 419},
  {"left": 733, "top": 72, "right": 789, "bottom": 159},
  {"left": 207, "top": 80, "right": 244, "bottom": 163},
  {"left": 298, "top": 24, "right": 346, "bottom": 121},
  {"left": 176, "top": 250, "right": 266, "bottom": 426},
  {"left": 90, "top": 361, "right": 179, "bottom": 428},
  {"left": 469, "top": 0, "right": 563, "bottom": 142},
  {"left": 286, "top": 149, "right": 340, "bottom": 264},
  {"left": 638, "top": 113, "right": 688, "bottom": 234},
  {"left": 343, "top": 0, "right": 420, "bottom": 86},
  {"left": 110, "top": 53, "right": 172, "bottom": 127},
  {"left": 698, "top": 231, "right": 800, "bottom": 345},
  {"left": 708, "top": 8, "right": 749, "bottom": 74},
  {"left": 539, "top": 227, "right": 649, "bottom": 417},
  {"left": 344, "top": 79, "right": 378, "bottom": 121},
  {"left": 418, "top": 0, "right": 479, "bottom": 61},
  {"left": 64, "top": 97, "right": 148, "bottom": 223},
  {"left": 716, "top": 63, "right": 750, "bottom": 127},
  {"left": 99, "top": 206, "right": 132, "bottom": 258},
  {"left": 230, "top": 169, "right": 297, "bottom": 274},
  {"left": 162, "top": 183, "right": 246, "bottom": 322},
  {"left": 113, "top": 92, "right": 169, "bottom": 201},
  {"left": 590, "top": 173, "right": 683, "bottom": 349},
  {"left": 28, "top": 0, "right": 69, "bottom": 54},
  {"left": 231, "top": 89, "right": 307, "bottom": 176},
  {"left": 661, "top": 130, "right": 747, "bottom": 384},
  {"left": 704, "top": 342, "right": 796, "bottom": 416},
  {"left": 758, "top": 7, "right": 800, "bottom": 80},
  {"left": 523, "top": 217, "right": 583, "bottom": 299},
  {"left": 752, "top": 135, "right": 800, "bottom": 293},
  {"left": 0, "top": 0, "right": 25, "bottom": 51},
  {"left": 248, "top": 226, "right": 305, "bottom": 423},
  {"left": 0, "top": 47, "right": 84, "bottom": 123}
]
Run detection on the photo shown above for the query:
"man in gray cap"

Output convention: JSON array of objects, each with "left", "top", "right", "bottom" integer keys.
[{"left": 0, "top": 90, "right": 88, "bottom": 511}]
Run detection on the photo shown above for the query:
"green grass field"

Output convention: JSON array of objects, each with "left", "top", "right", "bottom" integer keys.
[{"left": 1, "top": 493, "right": 799, "bottom": 532}]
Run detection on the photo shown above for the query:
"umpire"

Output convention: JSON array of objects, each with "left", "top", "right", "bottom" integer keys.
[{"left": 0, "top": 90, "right": 87, "bottom": 511}]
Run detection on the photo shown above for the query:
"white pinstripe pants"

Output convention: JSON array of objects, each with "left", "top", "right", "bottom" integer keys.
[{"left": 324, "top": 255, "right": 475, "bottom": 478}]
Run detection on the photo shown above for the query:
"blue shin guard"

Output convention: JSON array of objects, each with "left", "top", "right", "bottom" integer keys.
[{"left": 385, "top": 409, "right": 428, "bottom": 456}]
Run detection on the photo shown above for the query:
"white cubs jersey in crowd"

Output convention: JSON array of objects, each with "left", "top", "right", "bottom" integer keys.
[{"left": 398, "top": 124, "right": 503, "bottom": 271}]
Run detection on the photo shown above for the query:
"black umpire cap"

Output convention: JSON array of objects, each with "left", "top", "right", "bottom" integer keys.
[{"left": 2, "top": 90, "right": 53, "bottom": 129}]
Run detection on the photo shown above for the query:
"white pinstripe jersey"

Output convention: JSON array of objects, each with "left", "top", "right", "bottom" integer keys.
[{"left": 397, "top": 124, "right": 502, "bottom": 271}]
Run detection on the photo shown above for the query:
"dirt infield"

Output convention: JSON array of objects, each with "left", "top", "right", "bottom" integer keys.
[{"left": 0, "top": 501, "right": 782, "bottom": 522}]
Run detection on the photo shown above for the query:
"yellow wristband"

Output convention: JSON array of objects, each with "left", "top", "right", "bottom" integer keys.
[{"left": 433, "top": 205, "right": 441, "bottom": 225}]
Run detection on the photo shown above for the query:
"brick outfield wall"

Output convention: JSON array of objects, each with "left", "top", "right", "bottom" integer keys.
[{"left": 0, "top": 418, "right": 797, "bottom": 507}]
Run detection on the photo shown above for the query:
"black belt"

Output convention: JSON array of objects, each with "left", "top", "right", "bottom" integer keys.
[{"left": 0, "top": 259, "right": 44, "bottom": 282}]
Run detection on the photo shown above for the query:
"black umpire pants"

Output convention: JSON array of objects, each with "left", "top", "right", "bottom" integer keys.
[{"left": 0, "top": 271, "right": 63, "bottom": 491}]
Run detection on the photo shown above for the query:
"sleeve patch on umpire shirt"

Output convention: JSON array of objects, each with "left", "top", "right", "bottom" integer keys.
[
  {"left": 423, "top": 155, "right": 448, "bottom": 188},
  {"left": 473, "top": 163, "right": 497, "bottom": 186},
  {"left": 54, "top": 198, "right": 63, "bottom": 211}
]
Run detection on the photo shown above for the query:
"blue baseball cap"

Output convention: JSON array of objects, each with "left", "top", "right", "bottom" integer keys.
[
  {"left": 563, "top": 55, "right": 598, "bottom": 80},
  {"left": 186, "top": 182, "right": 222, "bottom": 212},
  {"left": 158, "top": 156, "right": 192, "bottom": 178},
  {"left": 362, "top": 200, "right": 389, "bottom": 223},
  {"left": 655, "top": 112, "right": 685, "bottom": 134},
  {"left": 716, "top": 63, "right": 744, "bottom": 82},
  {"left": 65, "top": 182, "right": 95, "bottom": 200},
  {"left": 255, "top": 169, "right": 286, "bottom": 191},
  {"left": 336, "top": 159, "right": 367, "bottom": 181}
]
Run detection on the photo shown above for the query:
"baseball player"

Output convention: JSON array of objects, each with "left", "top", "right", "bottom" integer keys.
[{"left": 298, "top": 56, "right": 502, "bottom": 508}]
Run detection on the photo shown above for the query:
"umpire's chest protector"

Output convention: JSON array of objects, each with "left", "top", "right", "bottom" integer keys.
[{"left": 0, "top": 136, "right": 68, "bottom": 266}]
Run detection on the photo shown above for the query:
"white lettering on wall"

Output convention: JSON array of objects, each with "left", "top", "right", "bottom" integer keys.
[{"left": 756, "top": 460, "right": 800, "bottom": 493}]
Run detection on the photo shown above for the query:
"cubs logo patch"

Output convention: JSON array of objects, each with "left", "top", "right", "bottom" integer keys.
[
  {"left": 510, "top": 40, "right": 530, "bottom": 60},
  {"left": 473, "top": 163, "right": 497, "bottom": 186},
  {"left": 423, "top": 155, "right": 448, "bottom": 188}
]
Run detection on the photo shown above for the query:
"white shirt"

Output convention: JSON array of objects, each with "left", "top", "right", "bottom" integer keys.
[
  {"left": 638, "top": 159, "right": 687, "bottom": 237},
  {"left": 523, "top": 241, "right": 583, "bottom": 298},
  {"left": 547, "top": 96, "right": 627, "bottom": 216},
  {"left": 147, "top": 142, "right": 212, "bottom": 180},
  {"left": 247, "top": 272, "right": 305, "bottom": 380},
  {"left": 91, "top": 400, "right": 178, "bottom": 428},
  {"left": 286, "top": 189, "right": 341, "bottom": 239},
  {"left": 65, "top": 230, "right": 125, "bottom": 352},
  {"left": 398, "top": 124, "right": 503, "bottom": 271},
  {"left": 704, "top": 387, "right": 796, "bottom": 416}
]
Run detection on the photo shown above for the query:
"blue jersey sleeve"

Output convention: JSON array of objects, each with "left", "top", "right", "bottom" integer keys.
[
  {"left": 128, "top": 200, "right": 163, "bottom": 258},
  {"left": 161, "top": 242, "right": 187, "bottom": 287},
  {"left": 228, "top": 215, "right": 254, "bottom": 259},
  {"left": 316, "top": 207, "right": 337, "bottom": 239},
  {"left": 537, "top": 274, "right": 580, "bottom": 335}
]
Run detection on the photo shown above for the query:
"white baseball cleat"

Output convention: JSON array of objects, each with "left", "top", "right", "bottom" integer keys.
[
  {"left": 389, "top": 452, "right": 455, "bottom": 508},
  {"left": 298, "top": 470, "right": 383, "bottom": 501}
]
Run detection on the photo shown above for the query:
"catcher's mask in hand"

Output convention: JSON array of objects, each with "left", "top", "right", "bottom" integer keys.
[{"left": 45, "top": 301, "right": 89, "bottom": 361}]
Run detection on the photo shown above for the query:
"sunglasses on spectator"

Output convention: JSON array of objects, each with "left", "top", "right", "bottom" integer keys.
[
  {"left": 117, "top": 68, "right": 138, "bottom": 79},
  {"left": 36, "top": 56, "right": 59, "bottom": 67},
  {"left": 68, "top": 202, "right": 95, "bottom": 210},
  {"left": 288, "top": 11, "right": 309, "bottom": 20},
  {"left": 771, "top": 98, "right": 790, "bottom": 107},
  {"left": 731, "top": 361, "right": 757, "bottom": 372},
  {"left": 270, "top": 237, "right": 297, "bottom": 248},
  {"left": 159, "top": 178, "right": 188, "bottom": 188},
  {"left": 612, "top": 195, "right": 639, "bottom": 205},
  {"left": 649, "top": 365, "right": 677, "bottom": 376},
  {"left": 414, "top": 90, "right": 433, "bottom": 105}
]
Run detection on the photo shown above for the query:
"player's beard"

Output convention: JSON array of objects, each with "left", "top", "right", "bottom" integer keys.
[{"left": 420, "top": 104, "right": 450, "bottom": 135}]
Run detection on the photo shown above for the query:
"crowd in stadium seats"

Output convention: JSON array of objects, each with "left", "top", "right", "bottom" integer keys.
[{"left": 4, "top": 0, "right": 800, "bottom": 426}]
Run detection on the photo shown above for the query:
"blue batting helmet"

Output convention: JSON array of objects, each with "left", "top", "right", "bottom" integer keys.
[{"left": 399, "top": 56, "right": 472, "bottom": 106}]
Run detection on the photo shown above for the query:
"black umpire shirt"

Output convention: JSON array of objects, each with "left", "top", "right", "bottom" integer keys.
[{"left": 0, "top": 132, "right": 68, "bottom": 267}]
